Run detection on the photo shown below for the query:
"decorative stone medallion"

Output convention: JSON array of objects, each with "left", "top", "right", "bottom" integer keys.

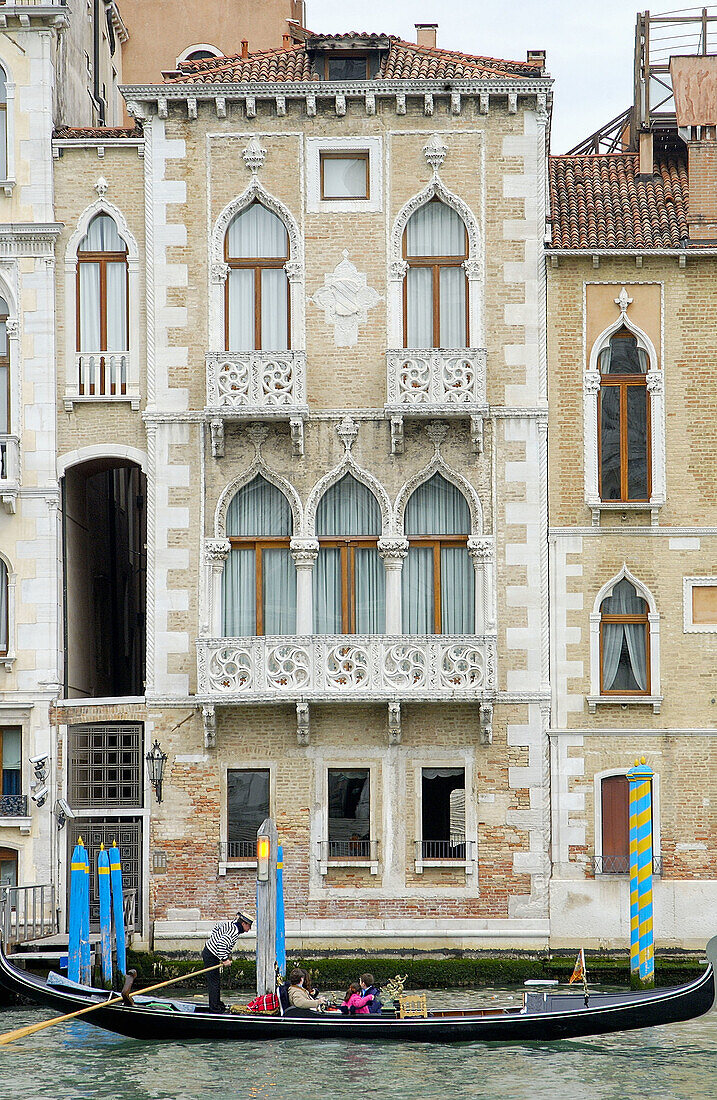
[{"left": 311, "top": 251, "right": 381, "bottom": 347}]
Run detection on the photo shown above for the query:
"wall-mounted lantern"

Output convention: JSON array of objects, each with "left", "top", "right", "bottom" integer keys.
[{"left": 145, "top": 740, "right": 168, "bottom": 804}]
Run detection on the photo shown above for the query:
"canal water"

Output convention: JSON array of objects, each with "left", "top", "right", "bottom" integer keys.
[{"left": 1, "top": 987, "right": 715, "bottom": 1100}]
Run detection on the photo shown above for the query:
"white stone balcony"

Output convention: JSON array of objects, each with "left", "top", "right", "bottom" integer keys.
[
  {"left": 0, "top": 435, "right": 19, "bottom": 513},
  {"left": 205, "top": 350, "right": 309, "bottom": 457},
  {"left": 196, "top": 634, "right": 496, "bottom": 703},
  {"left": 385, "top": 348, "right": 488, "bottom": 453},
  {"left": 65, "top": 352, "right": 140, "bottom": 410}
]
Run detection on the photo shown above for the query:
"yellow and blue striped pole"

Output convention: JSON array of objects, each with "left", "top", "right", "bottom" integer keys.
[
  {"left": 627, "top": 758, "right": 655, "bottom": 988},
  {"left": 97, "top": 845, "right": 112, "bottom": 985}
]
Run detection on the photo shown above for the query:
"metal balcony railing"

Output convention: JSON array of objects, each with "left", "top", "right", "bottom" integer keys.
[
  {"left": 218, "top": 841, "right": 256, "bottom": 862},
  {"left": 76, "top": 352, "right": 128, "bottom": 397},
  {"left": 0, "top": 794, "right": 28, "bottom": 817},
  {"left": 593, "top": 855, "right": 662, "bottom": 875},
  {"left": 197, "top": 634, "right": 496, "bottom": 701},
  {"left": 122, "top": 887, "right": 137, "bottom": 934},
  {"left": 0, "top": 884, "right": 57, "bottom": 946},
  {"left": 318, "top": 839, "right": 379, "bottom": 864},
  {"left": 420, "top": 836, "right": 469, "bottom": 860}
]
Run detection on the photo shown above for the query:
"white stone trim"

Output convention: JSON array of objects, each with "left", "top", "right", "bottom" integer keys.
[
  {"left": 0, "top": 62, "right": 16, "bottom": 195},
  {"left": 176, "top": 44, "right": 223, "bottom": 65},
  {"left": 56, "top": 444, "right": 148, "bottom": 477},
  {"left": 305, "top": 457, "right": 392, "bottom": 538},
  {"left": 589, "top": 565, "right": 660, "bottom": 707},
  {"left": 317, "top": 761, "right": 379, "bottom": 876},
  {"left": 305, "top": 135, "right": 383, "bottom": 213},
  {"left": 683, "top": 576, "right": 717, "bottom": 633},
  {"left": 63, "top": 200, "right": 141, "bottom": 410},
  {"left": 584, "top": 287, "right": 665, "bottom": 512},
  {"left": 412, "top": 755, "right": 477, "bottom": 877},
  {"left": 0, "top": 551, "right": 16, "bottom": 670},
  {"left": 593, "top": 767, "right": 661, "bottom": 871},
  {"left": 209, "top": 176, "right": 304, "bottom": 353}
]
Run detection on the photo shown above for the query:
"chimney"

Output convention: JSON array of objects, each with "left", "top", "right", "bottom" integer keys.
[
  {"left": 241, "top": 39, "right": 249, "bottom": 60},
  {"left": 639, "top": 131, "right": 654, "bottom": 178},
  {"left": 671, "top": 55, "right": 717, "bottom": 242},
  {"left": 283, "top": 34, "right": 291, "bottom": 48},
  {"left": 415, "top": 23, "right": 437, "bottom": 49},
  {"left": 527, "top": 49, "right": 545, "bottom": 71}
]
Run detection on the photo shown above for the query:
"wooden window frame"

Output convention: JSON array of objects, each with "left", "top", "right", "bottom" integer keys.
[
  {"left": 599, "top": 773, "right": 655, "bottom": 874},
  {"left": 598, "top": 332, "right": 651, "bottom": 503},
  {"left": 317, "top": 537, "right": 381, "bottom": 634},
  {"left": 323, "top": 52, "right": 370, "bottom": 80},
  {"left": 76, "top": 240, "right": 129, "bottom": 397},
  {"left": 0, "top": 847, "right": 18, "bottom": 887},
  {"left": 0, "top": 305, "right": 8, "bottom": 436},
  {"left": 402, "top": 204, "right": 469, "bottom": 349},
  {"left": 599, "top": 605, "right": 650, "bottom": 696},
  {"left": 224, "top": 209, "right": 290, "bottom": 352},
  {"left": 0, "top": 726, "right": 20, "bottom": 796},
  {"left": 227, "top": 536, "right": 292, "bottom": 637},
  {"left": 0, "top": 562, "right": 7, "bottom": 657},
  {"left": 405, "top": 536, "right": 469, "bottom": 635},
  {"left": 319, "top": 150, "right": 370, "bottom": 201}
]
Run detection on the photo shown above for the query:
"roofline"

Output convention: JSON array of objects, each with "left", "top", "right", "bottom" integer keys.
[
  {"left": 546, "top": 247, "right": 717, "bottom": 258},
  {"left": 121, "top": 76, "right": 553, "bottom": 99}
]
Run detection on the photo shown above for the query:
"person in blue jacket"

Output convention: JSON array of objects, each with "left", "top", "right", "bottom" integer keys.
[{"left": 359, "top": 972, "right": 382, "bottom": 1013}]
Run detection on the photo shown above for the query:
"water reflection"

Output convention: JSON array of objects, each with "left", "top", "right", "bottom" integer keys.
[{"left": 0, "top": 990, "right": 715, "bottom": 1100}]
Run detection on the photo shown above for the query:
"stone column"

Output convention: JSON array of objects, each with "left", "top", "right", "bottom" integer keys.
[
  {"left": 378, "top": 538, "right": 409, "bottom": 634},
  {"left": 468, "top": 536, "right": 495, "bottom": 636},
  {"left": 290, "top": 539, "right": 319, "bottom": 634},
  {"left": 204, "top": 538, "right": 230, "bottom": 636}
]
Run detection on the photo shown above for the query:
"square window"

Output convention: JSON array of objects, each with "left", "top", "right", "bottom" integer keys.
[
  {"left": 327, "top": 768, "right": 370, "bottom": 858},
  {"left": 227, "top": 769, "right": 269, "bottom": 860},
  {"left": 684, "top": 577, "right": 717, "bottom": 632},
  {"left": 325, "top": 55, "right": 369, "bottom": 81},
  {"left": 421, "top": 767, "right": 466, "bottom": 860},
  {"left": 320, "top": 151, "right": 370, "bottom": 200}
]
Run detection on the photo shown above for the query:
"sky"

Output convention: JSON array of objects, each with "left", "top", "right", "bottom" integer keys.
[{"left": 306, "top": 0, "right": 643, "bottom": 153}]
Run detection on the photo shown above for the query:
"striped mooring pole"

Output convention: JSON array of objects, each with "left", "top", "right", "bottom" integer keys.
[{"left": 627, "top": 758, "right": 655, "bottom": 988}]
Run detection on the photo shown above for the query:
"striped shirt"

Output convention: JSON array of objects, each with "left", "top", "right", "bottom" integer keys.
[{"left": 205, "top": 920, "right": 245, "bottom": 960}]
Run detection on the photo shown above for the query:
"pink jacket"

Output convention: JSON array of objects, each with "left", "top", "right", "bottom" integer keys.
[{"left": 343, "top": 991, "right": 374, "bottom": 1015}]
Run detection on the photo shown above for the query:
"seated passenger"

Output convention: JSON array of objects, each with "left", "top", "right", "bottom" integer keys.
[
  {"left": 341, "top": 981, "right": 374, "bottom": 1015},
  {"left": 287, "top": 968, "right": 325, "bottom": 1011},
  {"left": 360, "top": 972, "right": 383, "bottom": 1014}
]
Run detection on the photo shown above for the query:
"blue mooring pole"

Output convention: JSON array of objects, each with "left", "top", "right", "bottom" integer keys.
[
  {"left": 98, "top": 845, "right": 112, "bottom": 985},
  {"left": 275, "top": 842, "right": 286, "bottom": 982},
  {"left": 68, "top": 837, "right": 87, "bottom": 983},
  {"left": 79, "top": 842, "right": 91, "bottom": 985},
  {"left": 109, "top": 842, "right": 126, "bottom": 977}
]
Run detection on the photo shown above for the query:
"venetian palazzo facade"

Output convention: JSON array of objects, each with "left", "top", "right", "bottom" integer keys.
[
  {"left": 546, "top": 54, "right": 717, "bottom": 949},
  {"left": 47, "top": 28, "right": 552, "bottom": 952}
]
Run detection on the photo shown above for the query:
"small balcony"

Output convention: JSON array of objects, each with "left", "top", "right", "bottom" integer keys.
[
  {"left": 385, "top": 348, "right": 488, "bottom": 454},
  {"left": 205, "top": 351, "right": 309, "bottom": 457},
  {"left": 593, "top": 854, "right": 662, "bottom": 876},
  {"left": 197, "top": 634, "right": 496, "bottom": 703},
  {"left": 65, "top": 352, "right": 140, "bottom": 410},
  {"left": 0, "top": 435, "right": 19, "bottom": 513},
  {"left": 317, "top": 838, "right": 379, "bottom": 875},
  {"left": 414, "top": 837, "right": 477, "bottom": 874}
]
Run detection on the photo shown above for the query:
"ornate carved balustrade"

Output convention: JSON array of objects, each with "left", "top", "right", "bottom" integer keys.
[
  {"left": 0, "top": 435, "right": 19, "bottom": 513},
  {"left": 385, "top": 348, "right": 488, "bottom": 453},
  {"left": 197, "top": 634, "right": 496, "bottom": 702},
  {"left": 205, "top": 350, "right": 309, "bottom": 457}
]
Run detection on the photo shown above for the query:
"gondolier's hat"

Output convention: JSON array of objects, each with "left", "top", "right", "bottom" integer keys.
[{"left": 235, "top": 911, "right": 253, "bottom": 927}]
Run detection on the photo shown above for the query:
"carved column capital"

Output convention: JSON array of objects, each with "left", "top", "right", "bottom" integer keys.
[
  {"left": 467, "top": 536, "right": 494, "bottom": 563},
  {"left": 210, "top": 262, "right": 230, "bottom": 284},
  {"left": 584, "top": 369, "right": 601, "bottom": 395},
  {"left": 290, "top": 538, "right": 319, "bottom": 567},
  {"left": 204, "top": 538, "right": 231, "bottom": 564},
  {"left": 646, "top": 369, "right": 663, "bottom": 395},
  {"left": 378, "top": 537, "right": 409, "bottom": 565}
]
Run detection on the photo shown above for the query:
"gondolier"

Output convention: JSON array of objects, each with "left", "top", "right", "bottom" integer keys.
[{"left": 202, "top": 911, "right": 253, "bottom": 1013}]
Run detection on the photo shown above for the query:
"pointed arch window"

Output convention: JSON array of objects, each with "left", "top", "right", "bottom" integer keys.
[
  {"left": 0, "top": 66, "right": 7, "bottom": 182},
  {"left": 600, "top": 578, "right": 649, "bottom": 695},
  {"left": 0, "top": 297, "right": 9, "bottom": 439},
  {"left": 403, "top": 473, "right": 473, "bottom": 634},
  {"left": 0, "top": 558, "right": 7, "bottom": 656},
  {"left": 314, "top": 474, "right": 384, "bottom": 634},
  {"left": 403, "top": 200, "right": 468, "bottom": 349},
  {"left": 77, "top": 213, "right": 128, "bottom": 396},
  {"left": 598, "top": 329, "right": 650, "bottom": 502},
  {"left": 222, "top": 476, "right": 296, "bottom": 636},
  {"left": 225, "top": 202, "right": 289, "bottom": 352}
]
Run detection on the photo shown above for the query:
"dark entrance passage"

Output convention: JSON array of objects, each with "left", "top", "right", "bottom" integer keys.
[{"left": 62, "top": 459, "right": 146, "bottom": 698}]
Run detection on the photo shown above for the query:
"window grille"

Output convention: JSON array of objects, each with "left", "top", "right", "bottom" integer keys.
[{"left": 68, "top": 723, "right": 143, "bottom": 809}]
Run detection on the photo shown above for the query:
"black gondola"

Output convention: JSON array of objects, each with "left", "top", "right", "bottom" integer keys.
[{"left": 1, "top": 934, "right": 715, "bottom": 1043}]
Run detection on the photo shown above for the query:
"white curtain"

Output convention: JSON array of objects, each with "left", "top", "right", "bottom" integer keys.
[
  {"left": 405, "top": 202, "right": 467, "bottom": 349},
  {"left": 406, "top": 267, "right": 432, "bottom": 348},
  {"left": 601, "top": 578, "right": 648, "bottom": 691},
  {"left": 0, "top": 559, "right": 7, "bottom": 652},
  {"left": 1, "top": 727, "right": 21, "bottom": 796},
  {"left": 0, "top": 66, "right": 7, "bottom": 181},
  {"left": 221, "top": 475, "right": 295, "bottom": 636},
  {"left": 105, "top": 263, "right": 127, "bottom": 351},
  {"left": 439, "top": 266, "right": 466, "bottom": 347},
  {"left": 314, "top": 474, "right": 384, "bottom": 634},
  {"left": 403, "top": 473, "right": 473, "bottom": 634},
  {"left": 0, "top": 309, "right": 8, "bottom": 434},
  {"left": 322, "top": 156, "right": 366, "bottom": 198},
  {"left": 82, "top": 214, "right": 126, "bottom": 252},
  {"left": 226, "top": 204, "right": 289, "bottom": 352},
  {"left": 79, "top": 264, "right": 101, "bottom": 351},
  {"left": 78, "top": 216, "right": 127, "bottom": 354},
  {"left": 406, "top": 202, "right": 466, "bottom": 257}
]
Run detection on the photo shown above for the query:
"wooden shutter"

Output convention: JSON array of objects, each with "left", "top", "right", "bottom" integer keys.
[{"left": 601, "top": 775, "right": 629, "bottom": 871}]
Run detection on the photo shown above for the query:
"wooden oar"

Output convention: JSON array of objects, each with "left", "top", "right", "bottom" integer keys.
[{"left": 0, "top": 961, "right": 228, "bottom": 1047}]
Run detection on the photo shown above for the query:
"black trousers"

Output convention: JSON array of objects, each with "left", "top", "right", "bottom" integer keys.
[{"left": 203, "top": 946, "right": 224, "bottom": 1011}]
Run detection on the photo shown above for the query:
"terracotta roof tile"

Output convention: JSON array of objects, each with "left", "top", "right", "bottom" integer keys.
[
  {"left": 166, "top": 35, "right": 541, "bottom": 85},
  {"left": 548, "top": 152, "right": 689, "bottom": 249}
]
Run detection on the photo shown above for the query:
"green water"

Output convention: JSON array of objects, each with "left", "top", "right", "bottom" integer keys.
[{"left": 1, "top": 988, "right": 715, "bottom": 1100}]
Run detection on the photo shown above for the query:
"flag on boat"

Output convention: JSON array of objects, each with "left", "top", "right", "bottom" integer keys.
[{"left": 568, "top": 948, "right": 586, "bottom": 985}]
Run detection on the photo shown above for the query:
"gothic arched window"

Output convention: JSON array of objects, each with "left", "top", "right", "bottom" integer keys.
[
  {"left": 600, "top": 577, "right": 649, "bottom": 694},
  {"left": 225, "top": 202, "right": 289, "bottom": 352},
  {"left": 599, "top": 329, "right": 649, "bottom": 502},
  {"left": 77, "top": 213, "right": 128, "bottom": 396},
  {"left": 403, "top": 200, "right": 468, "bottom": 349}
]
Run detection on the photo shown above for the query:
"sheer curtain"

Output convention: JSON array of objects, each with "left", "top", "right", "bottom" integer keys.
[
  {"left": 1, "top": 727, "right": 21, "bottom": 796},
  {"left": 405, "top": 202, "right": 467, "bottom": 348},
  {"left": 226, "top": 203, "right": 289, "bottom": 352},
  {"left": 314, "top": 473, "right": 384, "bottom": 634},
  {"left": 0, "top": 67, "right": 7, "bottom": 181},
  {"left": 0, "top": 305, "right": 8, "bottom": 434},
  {"left": 403, "top": 473, "right": 473, "bottom": 634},
  {"left": 79, "top": 215, "right": 127, "bottom": 354},
  {"left": 601, "top": 578, "right": 648, "bottom": 691},
  {"left": 221, "top": 475, "right": 295, "bottom": 636},
  {"left": 0, "top": 558, "right": 7, "bottom": 652},
  {"left": 78, "top": 264, "right": 101, "bottom": 351}
]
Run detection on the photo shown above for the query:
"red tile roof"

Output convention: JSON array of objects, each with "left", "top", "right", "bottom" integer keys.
[
  {"left": 166, "top": 36, "right": 541, "bottom": 85},
  {"left": 54, "top": 126, "right": 143, "bottom": 139},
  {"left": 548, "top": 152, "right": 689, "bottom": 249}
]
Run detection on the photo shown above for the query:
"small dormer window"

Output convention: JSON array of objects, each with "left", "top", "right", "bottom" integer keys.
[{"left": 324, "top": 53, "right": 370, "bottom": 80}]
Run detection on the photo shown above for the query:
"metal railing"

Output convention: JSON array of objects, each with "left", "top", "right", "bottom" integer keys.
[
  {"left": 122, "top": 887, "right": 137, "bottom": 934},
  {"left": 419, "top": 837, "right": 470, "bottom": 861},
  {"left": 219, "top": 841, "right": 256, "bottom": 862},
  {"left": 76, "top": 352, "right": 128, "bottom": 397},
  {"left": 319, "top": 839, "right": 379, "bottom": 863},
  {"left": 593, "top": 855, "right": 662, "bottom": 876},
  {"left": 0, "top": 794, "right": 28, "bottom": 817},
  {"left": 0, "top": 884, "right": 57, "bottom": 946}
]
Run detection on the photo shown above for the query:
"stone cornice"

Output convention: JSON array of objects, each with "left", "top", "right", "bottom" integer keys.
[
  {"left": 0, "top": 223, "right": 62, "bottom": 257},
  {"left": 0, "top": 4, "right": 68, "bottom": 31}
]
